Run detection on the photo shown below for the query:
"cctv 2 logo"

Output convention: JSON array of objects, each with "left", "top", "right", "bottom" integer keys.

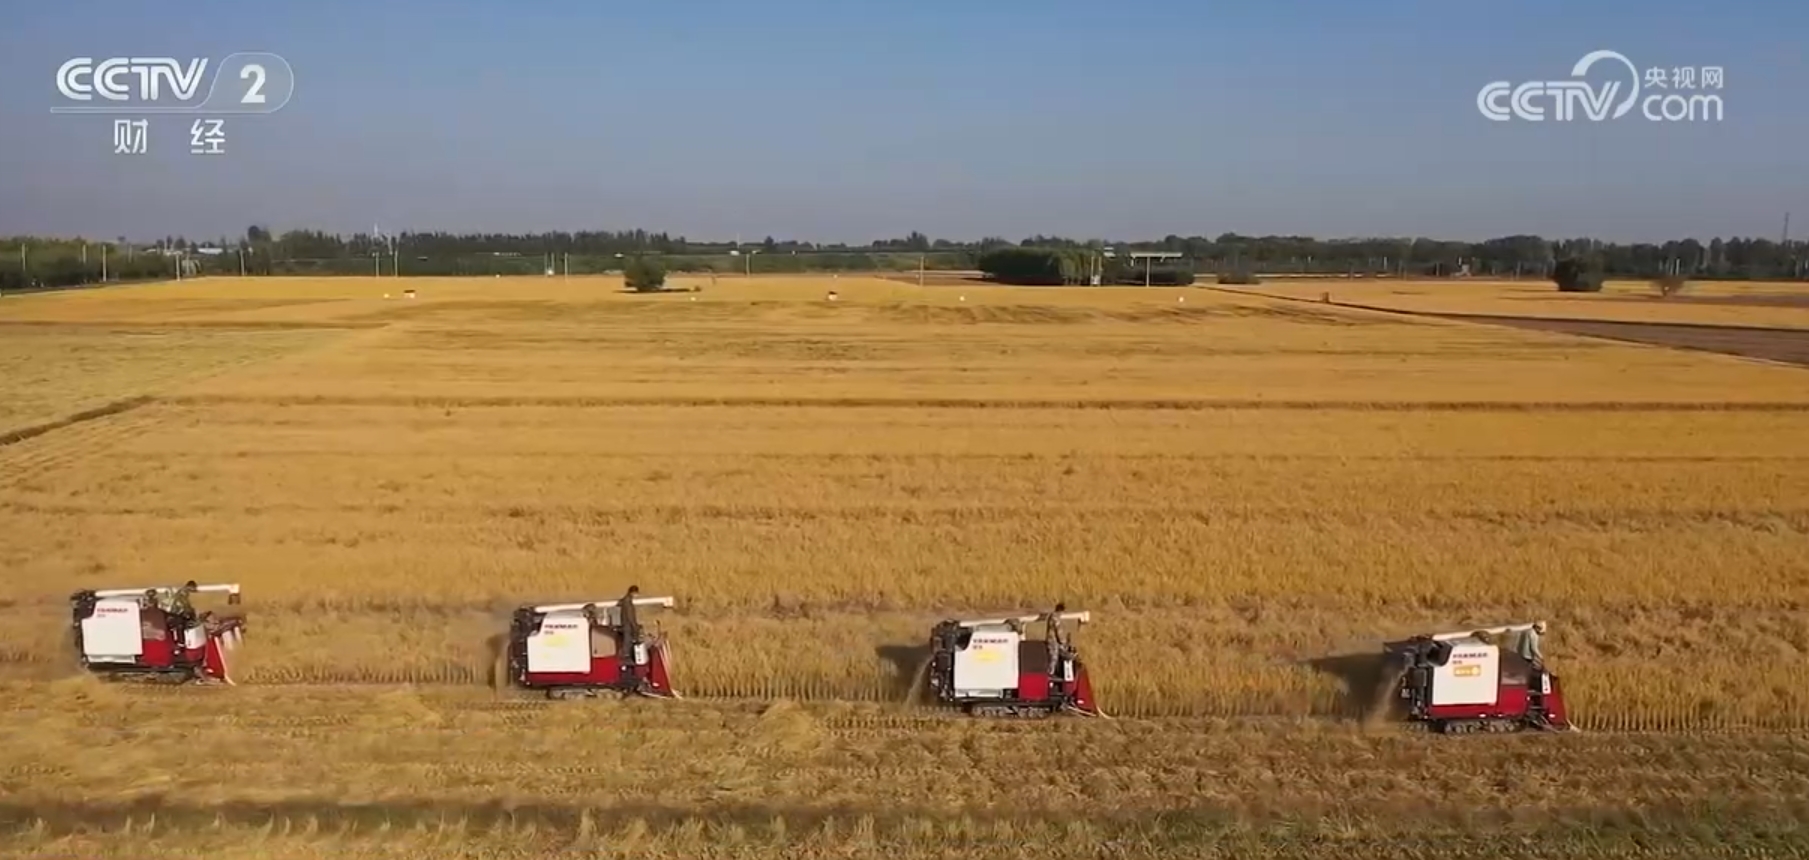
[
  {"left": 1477, "top": 49, "right": 1724, "bottom": 123},
  {"left": 52, "top": 52, "right": 295, "bottom": 114}
]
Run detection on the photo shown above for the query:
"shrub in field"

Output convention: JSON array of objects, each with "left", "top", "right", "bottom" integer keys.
[
  {"left": 625, "top": 256, "right": 667, "bottom": 292},
  {"left": 1217, "top": 271, "right": 1262, "bottom": 285},
  {"left": 976, "top": 248, "right": 1073, "bottom": 285},
  {"left": 1103, "top": 260, "right": 1197, "bottom": 286},
  {"left": 1552, "top": 258, "right": 1604, "bottom": 293},
  {"left": 1652, "top": 275, "right": 1689, "bottom": 298}
]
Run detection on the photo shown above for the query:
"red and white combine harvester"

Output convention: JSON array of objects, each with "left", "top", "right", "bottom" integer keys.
[
  {"left": 1384, "top": 622, "right": 1572, "bottom": 733},
  {"left": 506, "top": 593, "right": 679, "bottom": 700},
  {"left": 69, "top": 582, "right": 246, "bottom": 685},
  {"left": 926, "top": 609, "right": 1102, "bottom": 718}
]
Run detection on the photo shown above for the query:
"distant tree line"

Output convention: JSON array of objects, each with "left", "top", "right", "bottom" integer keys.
[
  {"left": 3, "top": 228, "right": 1805, "bottom": 291},
  {"left": 0, "top": 237, "right": 183, "bottom": 293},
  {"left": 974, "top": 248, "right": 1198, "bottom": 286}
]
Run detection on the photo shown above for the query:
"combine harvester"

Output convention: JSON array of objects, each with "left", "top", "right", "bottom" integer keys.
[
  {"left": 925, "top": 608, "right": 1103, "bottom": 718},
  {"left": 506, "top": 594, "right": 679, "bottom": 700},
  {"left": 1383, "top": 622, "right": 1573, "bottom": 733},
  {"left": 69, "top": 582, "right": 246, "bottom": 685}
]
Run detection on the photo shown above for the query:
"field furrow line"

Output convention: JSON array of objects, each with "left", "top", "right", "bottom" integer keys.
[
  {"left": 0, "top": 406, "right": 160, "bottom": 484},
  {"left": 61, "top": 680, "right": 1809, "bottom": 737},
  {"left": 158, "top": 392, "right": 1809, "bottom": 412}
]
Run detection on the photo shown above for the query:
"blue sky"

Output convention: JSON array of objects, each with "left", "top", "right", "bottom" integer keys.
[{"left": 1, "top": 0, "right": 1803, "bottom": 244}]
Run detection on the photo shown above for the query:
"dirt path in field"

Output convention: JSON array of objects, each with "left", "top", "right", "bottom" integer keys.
[
  {"left": 1432, "top": 314, "right": 1809, "bottom": 368},
  {"left": 1206, "top": 286, "right": 1809, "bottom": 369}
]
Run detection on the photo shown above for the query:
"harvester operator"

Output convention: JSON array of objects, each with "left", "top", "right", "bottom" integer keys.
[
  {"left": 1044, "top": 602, "right": 1073, "bottom": 678},
  {"left": 1517, "top": 620, "right": 1547, "bottom": 671},
  {"left": 161, "top": 581, "right": 199, "bottom": 626},
  {"left": 616, "top": 585, "right": 642, "bottom": 665},
  {"left": 1518, "top": 620, "right": 1555, "bottom": 727}
]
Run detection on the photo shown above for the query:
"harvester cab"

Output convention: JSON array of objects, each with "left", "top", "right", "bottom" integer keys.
[
  {"left": 925, "top": 610, "right": 1101, "bottom": 718},
  {"left": 1383, "top": 622, "right": 1572, "bottom": 733},
  {"left": 69, "top": 582, "right": 246, "bottom": 685},
  {"left": 507, "top": 595, "right": 679, "bottom": 700}
]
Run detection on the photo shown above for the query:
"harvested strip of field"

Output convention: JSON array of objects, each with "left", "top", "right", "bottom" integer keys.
[
  {"left": 0, "top": 324, "right": 339, "bottom": 436},
  {"left": 4, "top": 687, "right": 1808, "bottom": 859}
]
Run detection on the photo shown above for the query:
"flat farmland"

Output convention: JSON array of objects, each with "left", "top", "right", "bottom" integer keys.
[
  {"left": 1244, "top": 277, "right": 1809, "bottom": 329},
  {"left": 3, "top": 275, "right": 1808, "bottom": 858}
]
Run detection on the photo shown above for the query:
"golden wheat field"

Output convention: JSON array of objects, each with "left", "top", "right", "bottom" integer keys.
[{"left": 3, "top": 274, "right": 1809, "bottom": 858}]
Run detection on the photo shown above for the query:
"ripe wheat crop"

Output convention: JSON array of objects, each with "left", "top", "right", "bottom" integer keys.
[
  {"left": 1, "top": 275, "right": 1806, "bottom": 734},
  {"left": 5, "top": 275, "right": 1809, "bottom": 857}
]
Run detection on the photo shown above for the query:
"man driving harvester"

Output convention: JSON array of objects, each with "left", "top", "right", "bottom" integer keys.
[
  {"left": 616, "top": 585, "right": 643, "bottom": 665},
  {"left": 1044, "top": 601, "right": 1074, "bottom": 679},
  {"left": 1517, "top": 620, "right": 1558, "bottom": 728},
  {"left": 143, "top": 580, "right": 201, "bottom": 640}
]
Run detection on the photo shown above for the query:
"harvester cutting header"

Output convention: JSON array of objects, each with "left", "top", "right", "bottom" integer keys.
[{"left": 70, "top": 581, "right": 246, "bottom": 685}]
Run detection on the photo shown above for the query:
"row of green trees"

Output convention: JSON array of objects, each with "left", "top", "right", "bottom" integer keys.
[
  {"left": 244, "top": 250, "right": 974, "bottom": 278},
  {"left": 219, "top": 228, "right": 1805, "bottom": 280},
  {"left": 5, "top": 228, "right": 1806, "bottom": 291},
  {"left": 0, "top": 238, "right": 187, "bottom": 292},
  {"left": 973, "top": 248, "right": 1198, "bottom": 285}
]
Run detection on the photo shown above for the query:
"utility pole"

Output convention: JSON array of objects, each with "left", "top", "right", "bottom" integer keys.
[
  {"left": 239, "top": 248, "right": 246, "bottom": 277},
  {"left": 101, "top": 244, "right": 108, "bottom": 282},
  {"left": 918, "top": 254, "right": 925, "bottom": 287}
]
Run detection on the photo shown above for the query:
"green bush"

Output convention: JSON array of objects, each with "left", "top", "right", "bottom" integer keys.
[
  {"left": 1103, "top": 260, "right": 1196, "bottom": 286},
  {"left": 976, "top": 248, "right": 1073, "bottom": 285},
  {"left": 1652, "top": 275, "right": 1688, "bottom": 298},
  {"left": 624, "top": 256, "right": 667, "bottom": 292},
  {"left": 1552, "top": 258, "right": 1603, "bottom": 293}
]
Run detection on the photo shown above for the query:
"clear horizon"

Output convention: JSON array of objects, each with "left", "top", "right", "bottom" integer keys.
[{"left": 2, "top": 0, "right": 1804, "bottom": 245}]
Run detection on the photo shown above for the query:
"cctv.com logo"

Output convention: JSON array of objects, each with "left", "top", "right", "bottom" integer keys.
[{"left": 1478, "top": 50, "right": 1725, "bottom": 123}]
